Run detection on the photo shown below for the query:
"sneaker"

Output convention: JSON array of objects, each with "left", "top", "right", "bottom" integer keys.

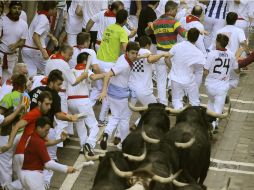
[
  {"left": 84, "top": 143, "right": 95, "bottom": 157},
  {"left": 100, "top": 133, "right": 108, "bottom": 150},
  {"left": 79, "top": 147, "right": 84, "bottom": 154}
]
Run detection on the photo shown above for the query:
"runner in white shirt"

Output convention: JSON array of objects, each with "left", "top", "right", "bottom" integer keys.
[
  {"left": 0, "top": 1, "right": 28, "bottom": 84},
  {"left": 81, "top": 0, "right": 108, "bottom": 50},
  {"left": 179, "top": 5, "right": 207, "bottom": 88},
  {"left": 45, "top": 44, "right": 86, "bottom": 146},
  {"left": 227, "top": 0, "right": 249, "bottom": 36},
  {"left": 65, "top": 0, "right": 83, "bottom": 46},
  {"left": 30, "top": 75, "right": 47, "bottom": 91},
  {"left": 129, "top": 36, "right": 169, "bottom": 106},
  {"left": 204, "top": 34, "right": 239, "bottom": 131},
  {"left": 212, "top": 12, "right": 249, "bottom": 55},
  {"left": 22, "top": 1, "right": 58, "bottom": 77},
  {"left": 99, "top": 42, "right": 147, "bottom": 150},
  {"left": 166, "top": 28, "right": 206, "bottom": 109},
  {"left": 86, "top": 1, "right": 124, "bottom": 51},
  {"left": 67, "top": 52, "right": 105, "bottom": 156}
]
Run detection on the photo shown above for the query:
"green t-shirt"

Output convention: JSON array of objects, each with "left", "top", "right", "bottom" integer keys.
[
  {"left": 97, "top": 24, "right": 128, "bottom": 62},
  {"left": 0, "top": 91, "right": 22, "bottom": 109}
]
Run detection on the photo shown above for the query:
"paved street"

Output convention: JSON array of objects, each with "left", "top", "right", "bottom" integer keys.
[{"left": 49, "top": 64, "right": 254, "bottom": 190}]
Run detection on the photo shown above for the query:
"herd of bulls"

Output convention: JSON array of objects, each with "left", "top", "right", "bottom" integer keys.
[{"left": 86, "top": 102, "right": 231, "bottom": 190}]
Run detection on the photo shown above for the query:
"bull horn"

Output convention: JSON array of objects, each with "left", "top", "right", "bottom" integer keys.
[
  {"left": 165, "top": 105, "right": 189, "bottom": 114},
  {"left": 172, "top": 179, "right": 189, "bottom": 187},
  {"left": 84, "top": 153, "right": 105, "bottom": 161},
  {"left": 206, "top": 103, "right": 231, "bottom": 119},
  {"left": 141, "top": 130, "right": 160, "bottom": 144},
  {"left": 128, "top": 101, "right": 148, "bottom": 112},
  {"left": 110, "top": 158, "right": 133, "bottom": 178},
  {"left": 175, "top": 138, "right": 195, "bottom": 149},
  {"left": 152, "top": 169, "right": 182, "bottom": 183},
  {"left": 123, "top": 143, "right": 147, "bottom": 161}
]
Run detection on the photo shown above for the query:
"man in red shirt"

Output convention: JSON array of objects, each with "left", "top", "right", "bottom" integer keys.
[
  {"left": 0, "top": 91, "right": 66, "bottom": 189},
  {"left": 21, "top": 116, "right": 76, "bottom": 190}
]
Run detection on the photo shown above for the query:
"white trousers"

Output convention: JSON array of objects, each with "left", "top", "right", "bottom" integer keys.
[
  {"left": 22, "top": 48, "right": 47, "bottom": 77},
  {"left": 55, "top": 92, "right": 72, "bottom": 147},
  {"left": 206, "top": 85, "right": 228, "bottom": 114},
  {"left": 171, "top": 80, "right": 200, "bottom": 109},
  {"left": 105, "top": 96, "right": 131, "bottom": 142},
  {"left": 204, "top": 16, "right": 225, "bottom": 49},
  {"left": 155, "top": 50, "right": 168, "bottom": 106},
  {"left": 0, "top": 134, "right": 21, "bottom": 188},
  {"left": 20, "top": 170, "right": 45, "bottom": 190},
  {"left": 194, "top": 65, "right": 204, "bottom": 89},
  {"left": 0, "top": 52, "right": 18, "bottom": 84},
  {"left": 68, "top": 98, "right": 99, "bottom": 148},
  {"left": 67, "top": 33, "right": 77, "bottom": 47},
  {"left": 131, "top": 88, "right": 157, "bottom": 106},
  {"left": 8, "top": 154, "right": 24, "bottom": 190}
]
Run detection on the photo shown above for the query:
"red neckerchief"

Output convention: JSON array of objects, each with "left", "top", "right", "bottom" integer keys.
[
  {"left": 125, "top": 54, "right": 133, "bottom": 68},
  {"left": 186, "top": 14, "right": 200, "bottom": 23},
  {"left": 104, "top": 10, "right": 116, "bottom": 17},
  {"left": 50, "top": 53, "right": 66, "bottom": 61},
  {"left": 37, "top": 10, "right": 50, "bottom": 20},
  {"left": 75, "top": 63, "right": 86, "bottom": 70},
  {"left": 41, "top": 77, "right": 48, "bottom": 85},
  {"left": 6, "top": 79, "right": 12, "bottom": 85},
  {"left": 216, "top": 48, "right": 227, "bottom": 51}
]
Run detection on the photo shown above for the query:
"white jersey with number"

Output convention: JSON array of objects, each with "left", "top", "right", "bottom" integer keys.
[{"left": 204, "top": 49, "right": 238, "bottom": 90}]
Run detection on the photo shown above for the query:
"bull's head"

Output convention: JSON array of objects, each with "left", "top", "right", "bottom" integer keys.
[{"left": 110, "top": 158, "right": 183, "bottom": 188}]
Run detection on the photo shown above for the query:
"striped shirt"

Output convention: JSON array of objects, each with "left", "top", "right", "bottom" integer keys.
[
  {"left": 146, "top": 15, "right": 187, "bottom": 51},
  {"left": 205, "top": 0, "right": 227, "bottom": 19}
]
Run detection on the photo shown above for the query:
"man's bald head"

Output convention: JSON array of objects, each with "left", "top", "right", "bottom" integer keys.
[{"left": 191, "top": 5, "right": 203, "bottom": 17}]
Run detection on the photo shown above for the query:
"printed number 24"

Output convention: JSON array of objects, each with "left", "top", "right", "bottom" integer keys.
[{"left": 213, "top": 58, "right": 230, "bottom": 75}]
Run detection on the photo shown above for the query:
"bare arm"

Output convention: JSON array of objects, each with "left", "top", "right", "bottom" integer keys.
[
  {"left": 147, "top": 53, "right": 172, "bottom": 64},
  {"left": 45, "top": 131, "right": 67, "bottom": 146},
  {"left": 240, "top": 40, "right": 250, "bottom": 55},
  {"left": 128, "top": 28, "right": 137, "bottom": 38},
  {"left": 86, "top": 19, "right": 95, "bottom": 32},
  {"left": 55, "top": 112, "right": 78, "bottom": 122},
  {"left": 99, "top": 70, "right": 114, "bottom": 101},
  {"left": 75, "top": 4, "right": 83, "bottom": 17},
  {"left": 8, "top": 39, "right": 26, "bottom": 52},
  {"left": 120, "top": 42, "right": 127, "bottom": 54},
  {"left": 0, "top": 105, "right": 24, "bottom": 126},
  {"left": 90, "top": 73, "right": 105, "bottom": 81},
  {"left": 72, "top": 72, "right": 88, "bottom": 86},
  {"left": 136, "top": 0, "right": 142, "bottom": 17},
  {"left": 33, "top": 32, "right": 49, "bottom": 59},
  {"left": 92, "top": 64, "right": 101, "bottom": 74}
]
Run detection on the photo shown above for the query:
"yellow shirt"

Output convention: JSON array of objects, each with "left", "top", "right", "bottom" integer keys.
[{"left": 97, "top": 24, "right": 128, "bottom": 62}]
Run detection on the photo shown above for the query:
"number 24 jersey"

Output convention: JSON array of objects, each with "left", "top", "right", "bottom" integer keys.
[{"left": 204, "top": 49, "right": 238, "bottom": 89}]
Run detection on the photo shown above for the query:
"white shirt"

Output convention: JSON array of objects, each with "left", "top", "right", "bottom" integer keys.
[
  {"left": 25, "top": 14, "right": 50, "bottom": 48},
  {"left": 65, "top": 0, "right": 83, "bottom": 34},
  {"left": 169, "top": 41, "right": 206, "bottom": 84},
  {"left": 228, "top": 0, "right": 249, "bottom": 20},
  {"left": 67, "top": 66, "right": 93, "bottom": 96},
  {"left": 31, "top": 75, "right": 46, "bottom": 90},
  {"left": 91, "top": 10, "right": 130, "bottom": 41},
  {"left": 0, "top": 15, "right": 28, "bottom": 53},
  {"left": 45, "top": 57, "right": 76, "bottom": 89},
  {"left": 69, "top": 47, "right": 97, "bottom": 69},
  {"left": 110, "top": 54, "right": 132, "bottom": 88},
  {"left": 179, "top": 15, "right": 206, "bottom": 55},
  {"left": 0, "top": 80, "right": 12, "bottom": 101},
  {"left": 81, "top": 0, "right": 108, "bottom": 31},
  {"left": 215, "top": 25, "right": 246, "bottom": 54},
  {"left": 204, "top": 49, "right": 238, "bottom": 90},
  {"left": 129, "top": 48, "right": 153, "bottom": 94}
]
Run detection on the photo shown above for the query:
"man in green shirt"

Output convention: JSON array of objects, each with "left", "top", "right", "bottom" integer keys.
[{"left": 95, "top": 9, "right": 129, "bottom": 127}]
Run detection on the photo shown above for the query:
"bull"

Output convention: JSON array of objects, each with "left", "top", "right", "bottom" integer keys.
[{"left": 161, "top": 105, "right": 230, "bottom": 188}]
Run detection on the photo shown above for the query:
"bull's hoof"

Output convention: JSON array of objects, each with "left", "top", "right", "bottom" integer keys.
[
  {"left": 100, "top": 133, "right": 108, "bottom": 150},
  {"left": 113, "top": 137, "right": 121, "bottom": 145}
]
